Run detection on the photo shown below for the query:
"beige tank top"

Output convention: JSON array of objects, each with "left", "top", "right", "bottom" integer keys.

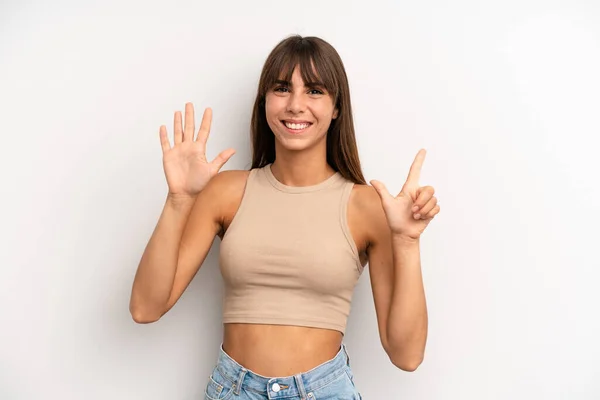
[{"left": 219, "top": 164, "right": 364, "bottom": 334}]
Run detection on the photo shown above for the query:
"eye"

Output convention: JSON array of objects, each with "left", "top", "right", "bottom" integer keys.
[
  {"left": 309, "top": 89, "right": 324, "bottom": 95},
  {"left": 274, "top": 86, "right": 289, "bottom": 93}
]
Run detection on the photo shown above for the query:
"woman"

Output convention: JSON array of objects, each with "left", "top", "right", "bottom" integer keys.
[{"left": 130, "top": 35, "right": 440, "bottom": 399}]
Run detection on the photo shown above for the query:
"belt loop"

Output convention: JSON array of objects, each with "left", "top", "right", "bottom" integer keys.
[
  {"left": 234, "top": 368, "right": 247, "bottom": 395},
  {"left": 342, "top": 343, "right": 351, "bottom": 366},
  {"left": 294, "top": 374, "right": 308, "bottom": 399}
]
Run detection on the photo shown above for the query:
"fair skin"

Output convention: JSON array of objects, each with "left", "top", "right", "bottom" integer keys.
[{"left": 129, "top": 67, "right": 440, "bottom": 376}]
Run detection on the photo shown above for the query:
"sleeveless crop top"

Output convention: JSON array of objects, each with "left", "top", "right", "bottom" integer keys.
[{"left": 219, "top": 164, "right": 364, "bottom": 334}]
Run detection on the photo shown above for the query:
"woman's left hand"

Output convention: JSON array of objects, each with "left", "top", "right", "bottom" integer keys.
[{"left": 370, "top": 149, "right": 440, "bottom": 241}]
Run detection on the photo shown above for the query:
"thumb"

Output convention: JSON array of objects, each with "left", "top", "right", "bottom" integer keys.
[
  {"left": 211, "top": 148, "right": 236, "bottom": 171},
  {"left": 370, "top": 180, "right": 394, "bottom": 202}
]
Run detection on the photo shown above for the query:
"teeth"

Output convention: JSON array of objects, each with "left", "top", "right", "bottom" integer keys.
[{"left": 284, "top": 122, "right": 310, "bottom": 130}]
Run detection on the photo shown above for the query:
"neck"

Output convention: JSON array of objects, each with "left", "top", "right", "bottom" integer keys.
[{"left": 271, "top": 142, "right": 335, "bottom": 187}]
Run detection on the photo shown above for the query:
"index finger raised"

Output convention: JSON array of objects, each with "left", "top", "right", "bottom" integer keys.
[{"left": 405, "top": 148, "right": 427, "bottom": 186}]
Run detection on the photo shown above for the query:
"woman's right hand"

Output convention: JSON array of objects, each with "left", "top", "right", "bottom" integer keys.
[{"left": 159, "top": 103, "right": 236, "bottom": 198}]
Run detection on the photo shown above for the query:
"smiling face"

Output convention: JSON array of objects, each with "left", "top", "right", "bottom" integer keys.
[
  {"left": 265, "top": 66, "right": 339, "bottom": 153},
  {"left": 250, "top": 36, "right": 366, "bottom": 184}
]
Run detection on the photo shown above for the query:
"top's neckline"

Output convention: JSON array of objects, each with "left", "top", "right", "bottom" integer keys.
[{"left": 263, "top": 163, "right": 342, "bottom": 193}]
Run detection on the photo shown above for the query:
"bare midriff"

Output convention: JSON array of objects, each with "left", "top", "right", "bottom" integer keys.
[{"left": 222, "top": 323, "right": 343, "bottom": 377}]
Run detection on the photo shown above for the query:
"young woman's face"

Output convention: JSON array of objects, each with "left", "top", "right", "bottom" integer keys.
[{"left": 265, "top": 66, "right": 338, "bottom": 153}]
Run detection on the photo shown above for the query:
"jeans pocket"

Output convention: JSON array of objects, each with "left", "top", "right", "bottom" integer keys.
[
  {"left": 344, "top": 367, "right": 362, "bottom": 400},
  {"left": 204, "top": 369, "right": 236, "bottom": 400},
  {"left": 344, "top": 366, "right": 355, "bottom": 384},
  {"left": 310, "top": 369, "right": 361, "bottom": 400}
]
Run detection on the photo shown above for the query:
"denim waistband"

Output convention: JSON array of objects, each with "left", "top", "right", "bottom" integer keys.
[{"left": 214, "top": 343, "right": 351, "bottom": 398}]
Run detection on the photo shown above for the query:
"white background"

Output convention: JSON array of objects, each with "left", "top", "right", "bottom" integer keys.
[{"left": 1, "top": 0, "right": 599, "bottom": 398}]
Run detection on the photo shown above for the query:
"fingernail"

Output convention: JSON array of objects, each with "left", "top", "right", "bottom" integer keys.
[{"left": 414, "top": 214, "right": 421, "bottom": 219}]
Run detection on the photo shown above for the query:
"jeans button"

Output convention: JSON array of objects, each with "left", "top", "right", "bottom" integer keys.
[{"left": 272, "top": 383, "right": 281, "bottom": 392}]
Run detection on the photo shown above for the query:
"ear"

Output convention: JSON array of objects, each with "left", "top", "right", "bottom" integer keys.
[{"left": 332, "top": 107, "right": 339, "bottom": 120}]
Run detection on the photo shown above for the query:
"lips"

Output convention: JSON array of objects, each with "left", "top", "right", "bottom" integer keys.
[{"left": 281, "top": 120, "right": 313, "bottom": 134}]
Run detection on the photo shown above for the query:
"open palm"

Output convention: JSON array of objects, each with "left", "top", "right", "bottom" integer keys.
[{"left": 159, "top": 103, "right": 235, "bottom": 197}]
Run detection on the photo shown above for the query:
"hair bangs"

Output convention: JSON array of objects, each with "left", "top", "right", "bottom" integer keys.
[{"left": 261, "top": 40, "right": 339, "bottom": 99}]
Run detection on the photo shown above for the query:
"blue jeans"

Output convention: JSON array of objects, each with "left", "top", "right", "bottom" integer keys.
[{"left": 204, "top": 344, "right": 362, "bottom": 399}]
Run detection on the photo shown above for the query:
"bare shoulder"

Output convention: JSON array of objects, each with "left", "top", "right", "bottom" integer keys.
[
  {"left": 348, "top": 183, "right": 388, "bottom": 252},
  {"left": 350, "top": 184, "right": 386, "bottom": 220},
  {"left": 204, "top": 169, "right": 251, "bottom": 237},
  {"left": 208, "top": 169, "right": 251, "bottom": 196}
]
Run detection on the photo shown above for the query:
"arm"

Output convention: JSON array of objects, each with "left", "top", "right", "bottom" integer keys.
[
  {"left": 367, "top": 216, "right": 427, "bottom": 371},
  {"left": 129, "top": 171, "right": 228, "bottom": 323},
  {"left": 368, "top": 149, "right": 440, "bottom": 371}
]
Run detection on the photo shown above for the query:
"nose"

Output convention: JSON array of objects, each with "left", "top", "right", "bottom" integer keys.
[{"left": 286, "top": 91, "right": 306, "bottom": 114}]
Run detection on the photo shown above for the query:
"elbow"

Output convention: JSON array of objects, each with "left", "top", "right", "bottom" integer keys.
[
  {"left": 129, "top": 302, "right": 164, "bottom": 324},
  {"left": 384, "top": 342, "right": 424, "bottom": 372},
  {"left": 390, "top": 355, "right": 423, "bottom": 372},
  {"left": 384, "top": 330, "right": 427, "bottom": 372},
  {"left": 130, "top": 309, "right": 160, "bottom": 324}
]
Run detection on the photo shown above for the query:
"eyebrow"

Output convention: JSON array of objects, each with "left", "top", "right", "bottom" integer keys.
[{"left": 274, "top": 79, "right": 325, "bottom": 89}]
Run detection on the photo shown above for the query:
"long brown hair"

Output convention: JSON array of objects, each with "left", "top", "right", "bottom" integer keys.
[{"left": 249, "top": 35, "right": 366, "bottom": 185}]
